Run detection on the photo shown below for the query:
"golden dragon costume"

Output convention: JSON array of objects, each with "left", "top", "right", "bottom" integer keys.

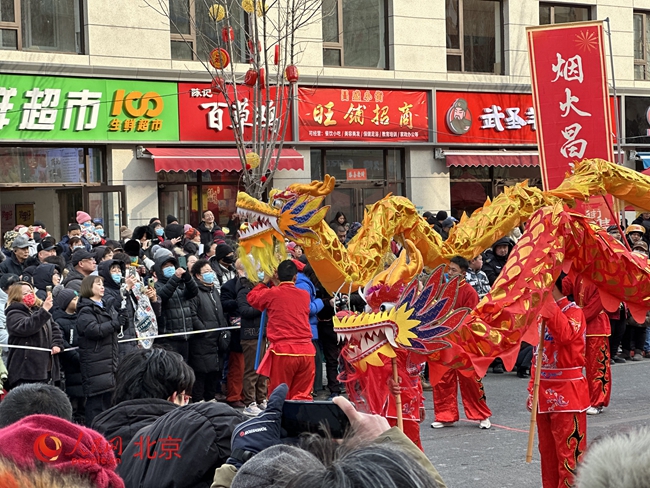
[{"left": 235, "top": 158, "right": 650, "bottom": 376}]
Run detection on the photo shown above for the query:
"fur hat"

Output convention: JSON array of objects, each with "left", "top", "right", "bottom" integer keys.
[
  {"left": 119, "top": 226, "right": 132, "bottom": 240},
  {"left": 75, "top": 211, "right": 92, "bottom": 225},
  {"left": 232, "top": 445, "right": 321, "bottom": 488}
]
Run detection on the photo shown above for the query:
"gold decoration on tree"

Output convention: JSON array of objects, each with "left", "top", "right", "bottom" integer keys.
[
  {"left": 208, "top": 4, "right": 226, "bottom": 21},
  {"left": 241, "top": 0, "right": 255, "bottom": 14},
  {"left": 246, "top": 152, "right": 261, "bottom": 169}
]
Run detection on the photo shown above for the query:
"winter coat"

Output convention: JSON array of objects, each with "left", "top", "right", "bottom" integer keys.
[
  {"left": 76, "top": 297, "right": 124, "bottom": 396},
  {"left": 92, "top": 398, "right": 178, "bottom": 459},
  {"left": 220, "top": 277, "right": 241, "bottom": 353},
  {"left": 0, "top": 253, "right": 27, "bottom": 277},
  {"left": 154, "top": 256, "right": 199, "bottom": 340},
  {"left": 32, "top": 263, "right": 58, "bottom": 300},
  {"left": 59, "top": 234, "right": 91, "bottom": 259},
  {"left": 236, "top": 277, "right": 263, "bottom": 341},
  {"left": 118, "top": 402, "right": 245, "bottom": 488},
  {"left": 481, "top": 237, "right": 515, "bottom": 286},
  {"left": 198, "top": 221, "right": 218, "bottom": 247},
  {"left": 210, "top": 260, "right": 237, "bottom": 295},
  {"left": 295, "top": 273, "right": 325, "bottom": 340},
  {"left": 50, "top": 306, "right": 83, "bottom": 398},
  {"left": 62, "top": 268, "right": 86, "bottom": 292},
  {"left": 189, "top": 280, "right": 227, "bottom": 373},
  {"left": 6, "top": 303, "right": 63, "bottom": 386}
]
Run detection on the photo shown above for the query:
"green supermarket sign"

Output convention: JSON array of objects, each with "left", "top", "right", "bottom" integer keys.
[{"left": 0, "top": 74, "right": 179, "bottom": 142}]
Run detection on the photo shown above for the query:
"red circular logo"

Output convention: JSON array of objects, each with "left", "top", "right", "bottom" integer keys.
[{"left": 33, "top": 434, "right": 62, "bottom": 462}]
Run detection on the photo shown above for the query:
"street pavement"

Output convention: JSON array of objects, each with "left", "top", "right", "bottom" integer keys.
[{"left": 420, "top": 359, "right": 650, "bottom": 487}]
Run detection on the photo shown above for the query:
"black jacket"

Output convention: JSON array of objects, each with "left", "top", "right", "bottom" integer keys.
[
  {"left": 481, "top": 237, "right": 515, "bottom": 286},
  {"left": 235, "top": 277, "right": 262, "bottom": 341},
  {"left": 92, "top": 398, "right": 178, "bottom": 459},
  {"left": 118, "top": 402, "right": 245, "bottom": 488},
  {"left": 76, "top": 297, "right": 124, "bottom": 396},
  {"left": 50, "top": 306, "right": 83, "bottom": 397},
  {"left": 0, "top": 253, "right": 27, "bottom": 277},
  {"left": 220, "top": 277, "right": 241, "bottom": 353},
  {"left": 32, "top": 263, "right": 59, "bottom": 300},
  {"left": 189, "top": 280, "right": 226, "bottom": 373},
  {"left": 198, "top": 221, "right": 218, "bottom": 247},
  {"left": 6, "top": 303, "right": 63, "bottom": 386},
  {"left": 62, "top": 268, "right": 86, "bottom": 292},
  {"left": 154, "top": 256, "right": 198, "bottom": 340}
]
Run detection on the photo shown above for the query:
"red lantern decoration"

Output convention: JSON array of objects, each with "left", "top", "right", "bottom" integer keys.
[
  {"left": 211, "top": 77, "right": 226, "bottom": 94},
  {"left": 246, "top": 163, "right": 251, "bottom": 170},
  {"left": 221, "top": 26, "right": 234, "bottom": 43},
  {"left": 247, "top": 39, "right": 263, "bottom": 61},
  {"left": 285, "top": 65, "right": 299, "bottom": 83},
  {"left": 274, "top": 45, "right": 280, "bottom": 65},
  {"left": 258, "top": 68, "right": 266, "bottom": 87},
  {"left": 260, "top": 176, "right": 267, "bottom": 183},
  {"left": 209, "top": 48, "right": 230, "bottom": 69},
  {"left": 244, "top": 69, "right": 258, "bottom": 86}
]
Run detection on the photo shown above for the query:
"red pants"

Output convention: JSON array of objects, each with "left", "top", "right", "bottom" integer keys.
[
  {"left": 585, "top": 335, "right": 611, "bottom": 408},
  {"left": 388, "top": 417, "right": 422, "bottom": 450},
  {"left": 431, "top": 368, "right": 492, "bottom": 422},
  {"left": 537, "top": 412, "right": 586, "bottom": 488},
  {"left": 226, "top": 352, "right": 245, "bottom": 403},
  {"left": 268, "top": 353, "right": 315, "bottom": 401}
]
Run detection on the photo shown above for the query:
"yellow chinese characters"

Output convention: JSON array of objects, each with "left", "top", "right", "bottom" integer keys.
[{"left": 313, "top": 102, "right": 337, "bottom": 126}]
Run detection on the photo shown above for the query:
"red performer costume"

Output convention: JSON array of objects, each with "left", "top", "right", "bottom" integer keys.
[
  {"left": 248, "top": 279, "right": 315, "bottom": 401},
  {"left": 562, "top": 273, "right": 611, "bottom": 410},
  {"left": 344, "top": 349, "right": 425, "bottom": 449},
  {"left": 430, "top": 276, "right": 492, "bottom": 426},
  {"left": 529, "top": 293, "right": 589, "bottom": 488}
]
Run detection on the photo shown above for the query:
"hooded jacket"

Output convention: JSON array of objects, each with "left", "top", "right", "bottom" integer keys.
[
  {"left": 154, "top": 255, "right": 199, "bottom": 340},
  {"left": 295, "top": 273, "right": 325, "bottom": 340},
  {"left": 6, "top": 303, "right": 63, "bottom": 386},
  {"left": 481, "top": 237, "right": 515, "bottom": 286},
  {"left": 62, "top": 268, "right": 86, "bottom": 293},
  {"left": 76, "top": 297, "right": 124, "bottom": 396},
  {"left": 32, "top": 264, "right": 58, "bottom": 300},
  {"left": 50, "top": 306, "right": 83, "bottom": 398},
  {"left": 92, "top": 398, "right": 178, "bottom": 459},
  {"left": 189, "top": 279, "right": 227, "bottom": 373},
  {"left": 0, "top": 253, "right": 27, "bottom": 277},
  {"left": 235, "top": 277, "right": 263, "bottom": 341},
  {"left": 118, "top": 402, "right": 245, "bottom": 488}
]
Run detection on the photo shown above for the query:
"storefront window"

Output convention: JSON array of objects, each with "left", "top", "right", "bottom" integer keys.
[
  {"left": 325, "top": 149, "right": 385, "bottom": 180},
  {"left": 0, "top": 146, "right": 102, "bottom": 185},
  {"left": 158, "top": 171, "right": 198, "bottom": 183},
  {"left": 311, "top": 149, "right": 323, "bottom": 181}
]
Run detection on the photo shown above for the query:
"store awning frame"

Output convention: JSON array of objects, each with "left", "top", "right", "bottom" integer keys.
[
  {"left": 442, "top": 150, "right": 539, "bottom": 168},
  {"left": 142, "top": 147, "right": 304, "bottom": 173}
]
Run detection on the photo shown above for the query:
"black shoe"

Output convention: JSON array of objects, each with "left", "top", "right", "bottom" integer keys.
[
  {"left": 613, "top": 356, "right": 626, "bottom": 364},
  {"left": 493, "top": 364, "right": 504, "bottom": 374}
]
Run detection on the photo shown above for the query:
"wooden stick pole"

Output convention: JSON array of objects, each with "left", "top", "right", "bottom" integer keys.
[
  {"left": 526, "top": 322, "right": 546, "bottom": 463},
  {"left": 391, "top": 357, "right": 403, "bottom": 431}
]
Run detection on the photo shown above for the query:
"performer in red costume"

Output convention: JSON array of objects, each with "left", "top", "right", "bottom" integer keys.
[
  {"left": 248, "top": 260, "right": 315, "bottom": 400},
  {"left": 530, "top": 273, "right": 589, "bottom": 488},
  {"left": 562, "top": 271, "right": 611, "bottom": 414},
  {"left": 430, "top": 256, "right": 492, "bottom": 430}
]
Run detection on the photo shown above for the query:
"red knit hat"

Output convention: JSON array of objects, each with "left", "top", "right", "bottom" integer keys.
[{"left": 0, "top": 414, "right": 124, "bottom": 488}]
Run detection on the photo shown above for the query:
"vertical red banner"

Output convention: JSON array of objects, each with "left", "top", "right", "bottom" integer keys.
[{"left": 527, "top": 21, "right": 616, "bottom": 226}]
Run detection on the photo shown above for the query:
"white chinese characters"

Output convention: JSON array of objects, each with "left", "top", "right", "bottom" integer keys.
[{"left": 479, "top": 105, "right": 536, "bottom": 132}]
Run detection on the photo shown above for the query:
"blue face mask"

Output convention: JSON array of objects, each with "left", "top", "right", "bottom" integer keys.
[
  {"left": 257, "top": 271, "right": 265, "bottom": 281},
  {"left": 73, "top": 246, "right": 83, "bottom": 251},
  {"left": 155, "top": 228, "right": 164, "bottom": 236},
  {"left": 111, "top": 273, "right": 122, "bottom": 284},
  {"left": 163, "top": 266, "right": 175, "bottom": 278},
  {"left": 202, "top": 272, "right": 215, "bottom": 284},
  {"left": 130, "top": 256, "right": 138, "bottom": 264},
  {"left": 96, "top": 228, "right": 104, "bottom": 237}
]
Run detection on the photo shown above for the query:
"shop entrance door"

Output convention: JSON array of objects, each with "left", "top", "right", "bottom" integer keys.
[
  {"left": 159, "top": 185, "right": 187, "bottom": 225},
  {"left": 82, "top": 186, "right": 127, "bottom": 241},
  {"left": 327, "top": 183, "right": 389, "bottom": 224}
]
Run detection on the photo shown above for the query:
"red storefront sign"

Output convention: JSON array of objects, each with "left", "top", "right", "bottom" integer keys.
[
  {"left": 436, "top": 91, "right": 538, "bottom": 145},
  {"left": 346, "top": 168, "right": 367, "bottom": 180},
  {"left": 527, "top": 22, "right": 614, "bottom": 191},
  {"left": 298, "top": 87, "right": 428, "bottom": 142},
  {"left": 178, "top": 83, "right": 293, "bottom": 142}
]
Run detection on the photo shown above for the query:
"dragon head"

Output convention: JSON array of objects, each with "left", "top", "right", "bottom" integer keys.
[
  {"left": 334, "top": 241, "right": 471, "bottom": 371},
  {"left": 236, "top": 175, "right": 335, "bottom": 253}
]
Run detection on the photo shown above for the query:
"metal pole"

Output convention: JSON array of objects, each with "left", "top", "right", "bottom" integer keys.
[{"left": 605, "top": 18, "right": 626, "bottom": 226}]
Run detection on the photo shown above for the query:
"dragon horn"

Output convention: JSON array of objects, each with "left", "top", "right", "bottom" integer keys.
[
  {"left": 383, "top": 240, "right": 423, "bottom": 286},
  {"left": 287, "top": 174, "right": 336, "bottom": 196}
]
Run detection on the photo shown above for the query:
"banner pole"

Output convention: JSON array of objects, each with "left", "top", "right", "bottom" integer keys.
[
  {"left": 605, "top": 17, "right": 626, "bottom": 226},
  {"left": 526, "top": 321, "right": 546, "bottom": 463}
]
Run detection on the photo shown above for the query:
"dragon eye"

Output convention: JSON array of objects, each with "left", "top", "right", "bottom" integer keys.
[
  {"left": 272, "top": 199, "right": 283, "bottom": 208},
  {"left": 379, "top": 303, "right": 395, "bottom": 313}
]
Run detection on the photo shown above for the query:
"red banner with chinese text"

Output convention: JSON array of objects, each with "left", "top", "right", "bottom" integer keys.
[
  {"left": 527, "top": 22, "right": 614, "bottom": 189},
  {"left": 178, "top": 83, "right": 293, "bottom": 142},
  {"left": 528, "top": 21, "right": 617, "bottom": 227},
  {"left": 298, "top": 87, "right": 429, "bottom": 142}
]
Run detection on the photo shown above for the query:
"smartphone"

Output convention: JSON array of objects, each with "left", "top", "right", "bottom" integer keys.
[
  {"left": 178, "top": 256, "right": 187, "bottom": 270},
  {"left": 46, "top": 286, "right": 52, "bottom": 294},
  {"left": 148, "top": 278, "right": 155, "bottom": 288},
  {"left": 281, "top": 400, "right": 350, "bottom": 438}
]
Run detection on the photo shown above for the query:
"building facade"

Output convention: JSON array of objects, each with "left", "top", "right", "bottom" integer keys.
[{"left": 0, "top": 0, "right": 648, "bottom": 238}]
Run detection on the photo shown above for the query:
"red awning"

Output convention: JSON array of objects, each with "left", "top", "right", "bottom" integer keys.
[
  {"left": 147, "top": 148, "right": 304, "bottom": 173},
  {"left": 444, "top": 150, "right": 539, "bottom": 168}
]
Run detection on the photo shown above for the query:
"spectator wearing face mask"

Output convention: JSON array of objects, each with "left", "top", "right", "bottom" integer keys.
[
  {"left": 153, "top": 255, "right": 199, "bottom": 362},
  {"left": 210, "top": 244, "right": 238, "bottom": 294},
  {"left": 76, "top": 211, "right": 102, "bottom": 247},
  {"left": 59, "top": 223, "right": 91, "bottom": 260},
  {"left": 188, "top": 259, "right": 227, "bottom": 402}
]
